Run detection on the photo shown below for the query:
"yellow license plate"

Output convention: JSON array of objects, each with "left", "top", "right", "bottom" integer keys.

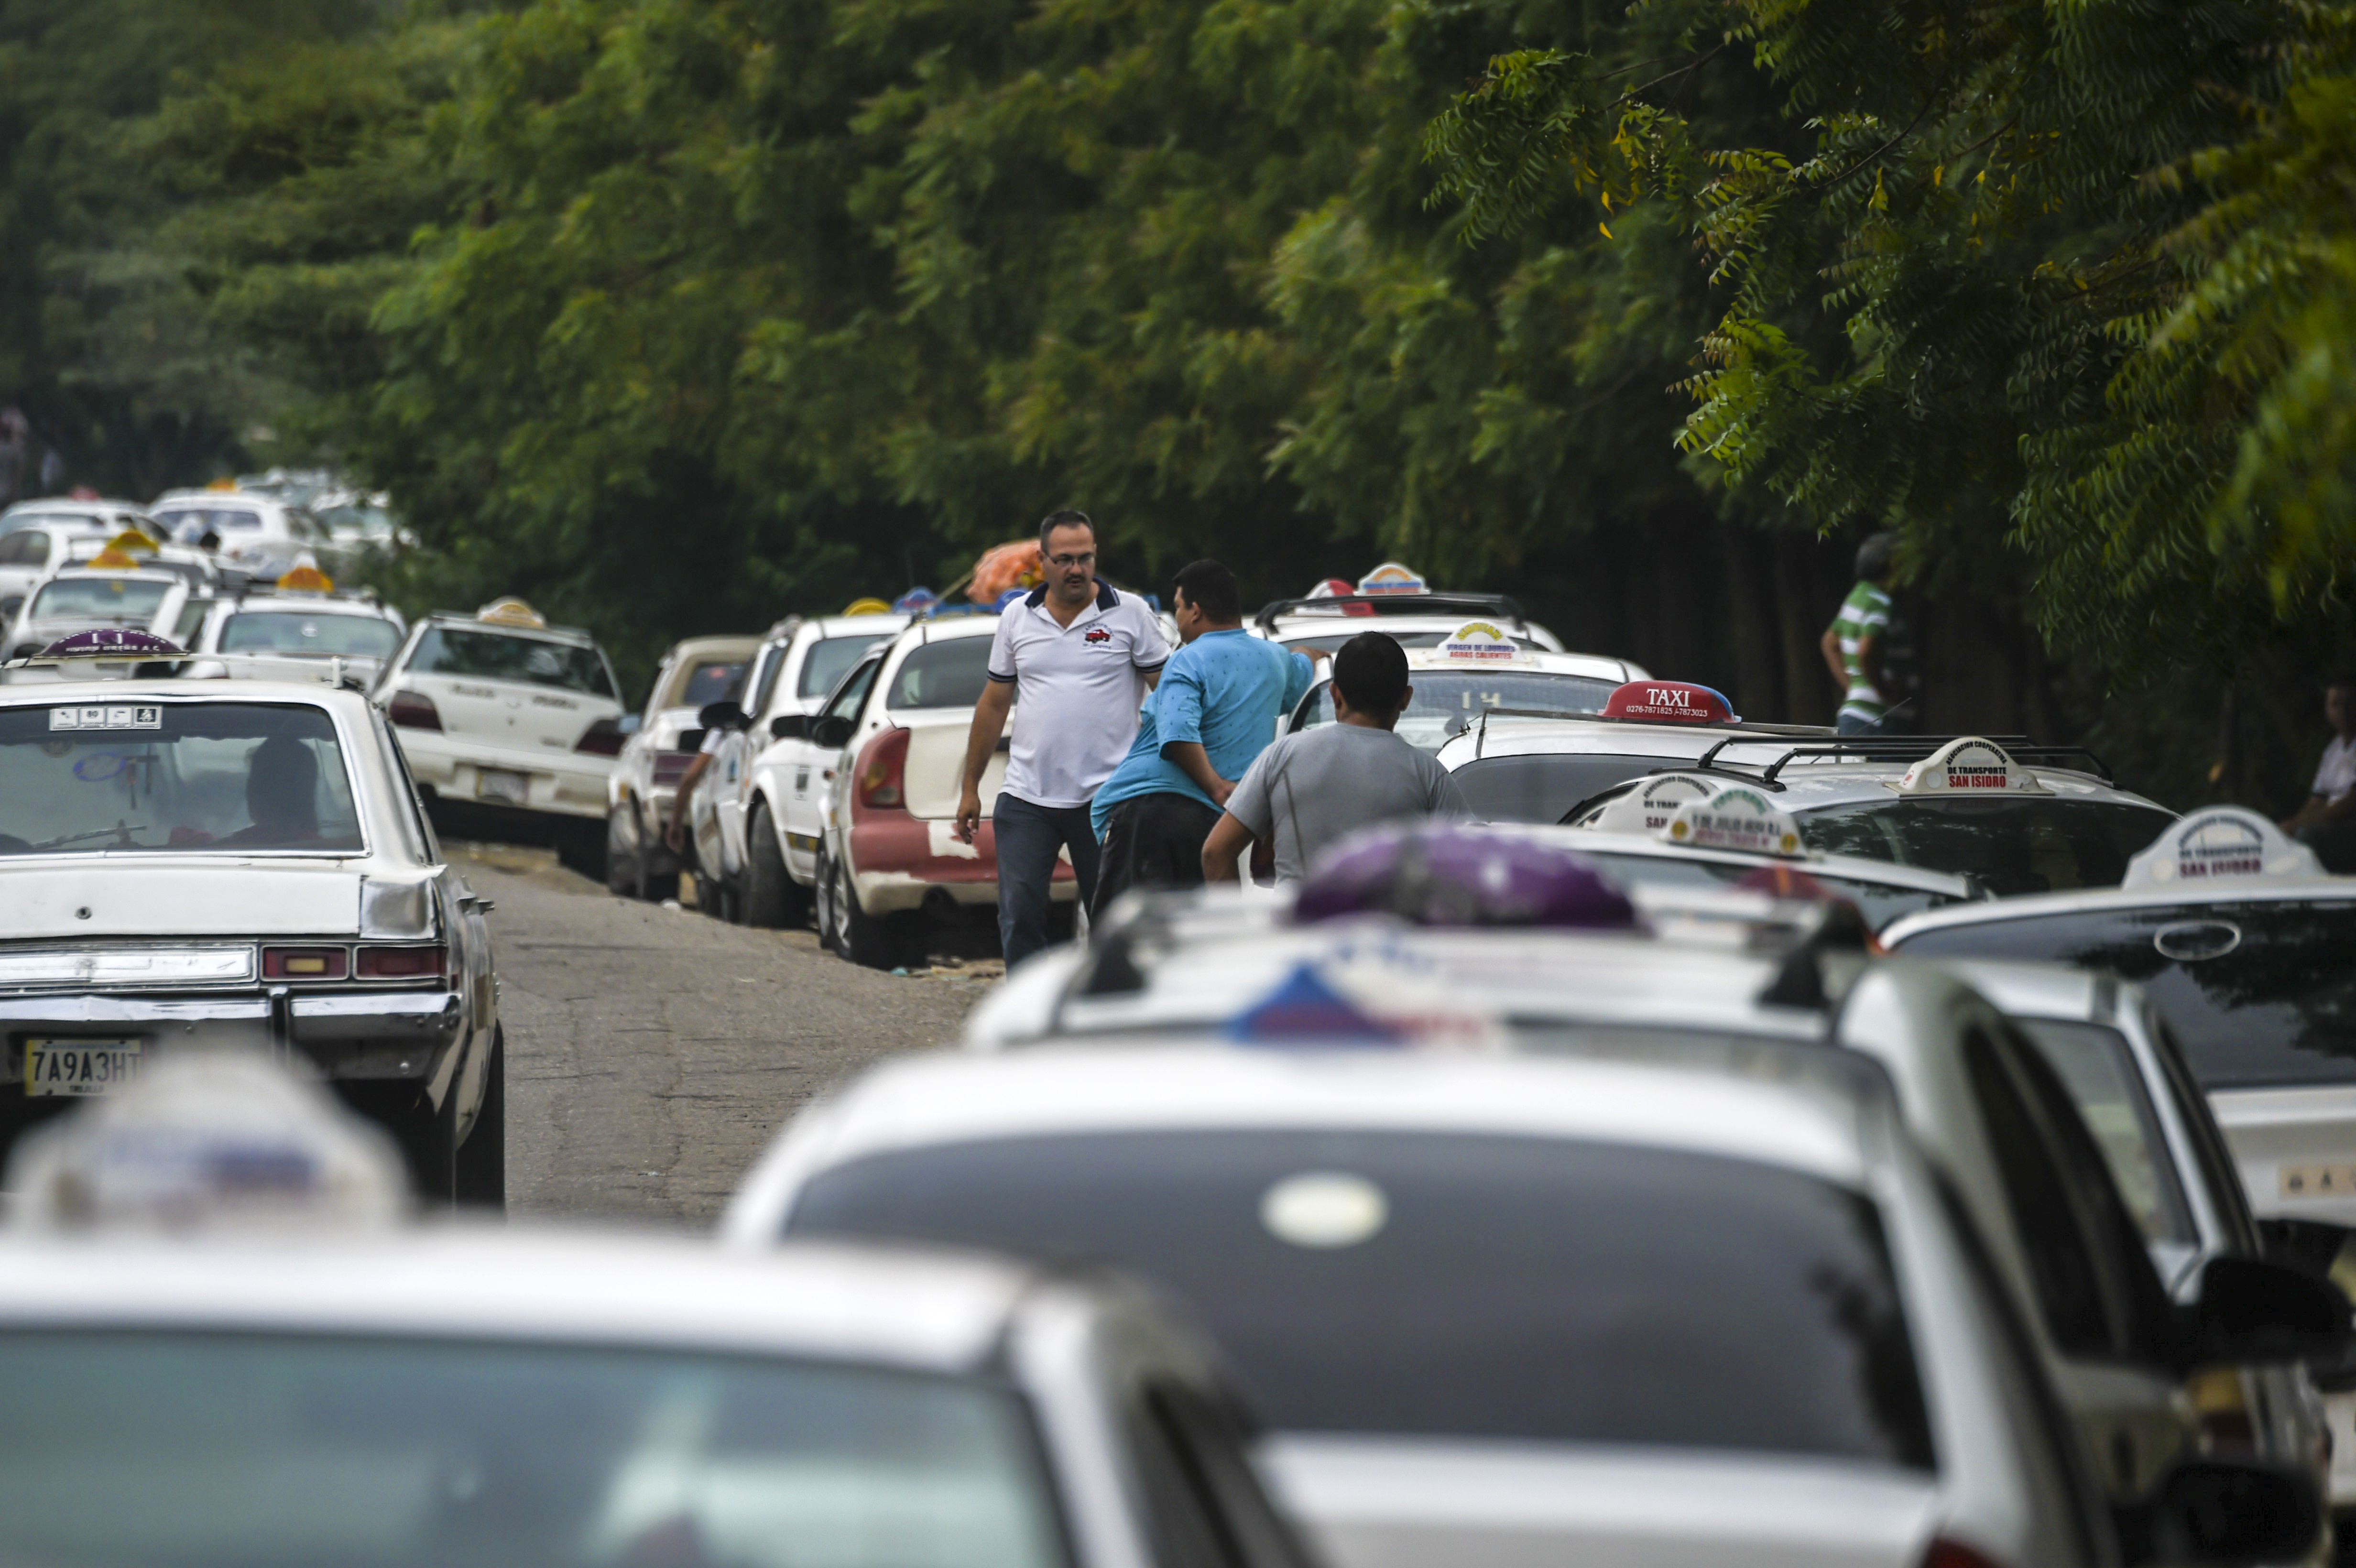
[{"left": 24, "top": 1039, "right": 143, "bottom": 1098}]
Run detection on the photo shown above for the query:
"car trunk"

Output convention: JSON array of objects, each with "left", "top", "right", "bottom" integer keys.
[
  {"left": 0, "top": 861, "right": 363, "bottom": 938},
  {"left": 405, "top": 671, "right": 610, "bottom": 760},
  {"left": 900, "top": 711, "right": 1008, "bottom": 819}
]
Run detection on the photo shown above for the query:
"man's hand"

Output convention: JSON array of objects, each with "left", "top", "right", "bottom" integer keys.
[
  {"left": 1201, "top": 812, "right": 1253, "bottom": 883},
  {"left": 664, "top": 817, "right": 686, "bottom": 853},
  {"left": 1162, "top": 740, "right": 1232, "bottom": 806},
  {"left": 955, "top": 681, "right": 1017, "bottom": 843},
  {"left": 954, "top": 784, "right": 985, "bottom": 846}
]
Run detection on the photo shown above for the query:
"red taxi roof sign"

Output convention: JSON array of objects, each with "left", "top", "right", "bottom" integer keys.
[
  {"left": 1601, "top": 680, "right": 1737, "bottom": 725},
  {"left": 1662, "top": 785, "right": 1805, "bottom": 859},
  {"left": 1356, "top": 562, "right": 1427, "bottom": 596},
  {"left": 2122, "top": 806, "right": 2323, "bottom": 890},
  {"left": 1590, "top": 772, "right": 1718, "bottom": 834},
  {"left": 1892, "top": 736, "right": 2050, "bottom": 797}
]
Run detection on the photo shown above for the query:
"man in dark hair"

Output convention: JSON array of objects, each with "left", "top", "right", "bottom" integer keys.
[
  {"left": 1203, "top": 630, "right": 1468, "bottom": 885},
  {"left": 957, "top": 509, "right": 1170, "bottom": 966},
  {"left": 1089, "top": 559, "right": 1320, "bottom": 915},
  {"left": 2282, "top": 669, "right": 2356, "bottom": 872}
]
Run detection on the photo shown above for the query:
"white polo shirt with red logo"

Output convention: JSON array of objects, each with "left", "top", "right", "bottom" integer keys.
[{"left": 986, "top": 580, "right": 1170, "bottom": 809}]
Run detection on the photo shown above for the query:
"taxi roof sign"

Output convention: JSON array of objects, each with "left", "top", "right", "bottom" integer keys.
[
  {"left": 1591, "top": 772, "right": 1718, "bottom": 835},
  {"left": 1356, "top": 562, "right": 1427, "bottom": 596},
  {"left": 476, "top": 596, "right": 547, "bottom": 629},
  {"left": 1891, "top": 736, "right": 2050, "bottom": 796},
  {"left": 102, "top": 528, "right": 156, "bottom": 555},
  {"left": 85, "top": 546, "right": 143, "bottom": 570},
  {"left": 842, "top": 597, "right": 892, "bottom": 616},
  {"left": 1601, "top": 680, "right": 1737, "bottom": 725},
  {"left": 2122, "top": 806, "right": 2324, "bottom": 890},
  {"left": 1438, "top": 619, "right": 1521, "bottom": 663},
  {"left": 276, "top": 564, "right": 335, "bottom": 594},
  {"left": 1662, "top": 785, "right": 1805, "bottom": 858}
]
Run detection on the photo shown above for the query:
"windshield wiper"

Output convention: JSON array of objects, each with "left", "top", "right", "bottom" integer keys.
[{"left": 33, "top": 824, "right": 151, "bottom": 850}]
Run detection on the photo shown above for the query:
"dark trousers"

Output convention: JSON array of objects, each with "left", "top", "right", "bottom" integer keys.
[
  {"left": 993, "top": 792, "right": 1100, "bottom": 969},
  {"left": 1093, "top": 792, "right": 1222, "bottom": 919}
]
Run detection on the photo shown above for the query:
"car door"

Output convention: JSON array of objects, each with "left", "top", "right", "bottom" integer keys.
[
  {"left": 785, "top": 651, "right": 883, "bottom": 881},
  {"left": 709, "top": 638, "right": 788, "bottom": 874}
]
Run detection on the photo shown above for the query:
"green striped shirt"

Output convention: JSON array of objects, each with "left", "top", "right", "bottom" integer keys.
[{"left": 1832, "top": 581, "right": 1891, "bottom": 721}]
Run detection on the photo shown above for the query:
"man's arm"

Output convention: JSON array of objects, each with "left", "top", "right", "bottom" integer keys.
[
  {"left": 1201, "top": 811, "right": 1254, "bottom": 883},
  {"left": 953, "top": 679, "right": 1016, "bottom": 844},
  {"left": 664, "top": 755, "right": 712, "bottom": 850},
  {"left": 1162, "top": 740, "right": 1233, "bottom": 806},
  {"left": 1819, "top": 623, "right": 1848, "bottom": 688}
]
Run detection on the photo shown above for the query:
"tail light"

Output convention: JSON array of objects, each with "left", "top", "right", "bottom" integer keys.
[
  {"left": 652, "top": 751, "right": 695, "bottom": 787},
  {"left": 575, "top": 716, "right": 626, "bottom": 756},
  {"left": 387, "top": 690, "right": 441, "bottom": 730},
  {"left": 1920, "top": 1540, "right": 2007, "bottom": 1568},
  {"left": 357, "top": 945, "right": 445, "bottom": 980},
  {"left": 263, "top": 946, "right": 349, "bottom": 980},
  {"left": 855, "top": 727, "right": 910, "bottom": 811}
]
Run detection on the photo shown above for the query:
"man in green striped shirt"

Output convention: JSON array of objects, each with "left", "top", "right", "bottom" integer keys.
[{"left": 1820, "top": 534, "right": 1894, "bottom": 735}]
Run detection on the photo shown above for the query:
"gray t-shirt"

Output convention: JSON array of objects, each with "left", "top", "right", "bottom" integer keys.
[{"left": 1225, "top": 723, "right": 1472, "bottom": 883}]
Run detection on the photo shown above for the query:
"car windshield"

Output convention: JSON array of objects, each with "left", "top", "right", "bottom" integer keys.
[
  {"left": 788, "top": 1129, "right": 1934, "bottom": 1467},
  {"left": 28, "top": 577, "right": 172, "bottom": 624},
  {"left": 1580, "top": 849, "right": 1964, "bottom": 931},
  {"left": 679, "top": 660, "right": 746, "bottom": 708},
  {"left": 220, "top": 612, "right": 402, "bottom": 659},
  {"left": 799, "top": 634, "right": 891, "bottom": 698},
  {"left": 408, "top": 627, "right": 616, "bottom": 699},
  {"left": 1797, "top": 796, "right": 2173, "bottom": 896},
  {"left": 1898, "top": 902, "right": 2356, "bottom": 1089},
  {"left": 1297, "top": 672, "right": 1620, "bottom": 751},
  {"left": 0, "top": 701, "right": 362, "bottom": 855},
  {"left": 0, "top": 1332, "right": 1066, "bottom": 1568},
  {"left": 888, "top": 639, "right": 994, "bottom": 710},
  {"left": 1279, "top": 629, "right": 1548, "bottom": 655},
  {"left": 1452, "top": 751, "right": 1695, "bottom": 824}
]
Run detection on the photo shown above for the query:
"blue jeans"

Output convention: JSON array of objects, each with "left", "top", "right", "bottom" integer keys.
[
  {"left": 1836, "top": 712, "right": 1885, "bottom": 736},
  {"left": 993, "top": 792, "right": 1099, "bottom": 970}
]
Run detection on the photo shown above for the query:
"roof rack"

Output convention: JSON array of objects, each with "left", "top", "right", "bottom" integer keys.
[
  {"left": 1253, "top": 591, "right": 1528, "bottom": 632},
  {"left": 1681, "top": 734, "right": 2114, "bottom": 789}
]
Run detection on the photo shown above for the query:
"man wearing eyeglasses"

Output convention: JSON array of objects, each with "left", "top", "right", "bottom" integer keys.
[{"left": 955, "top": 510, "right": 1169, "bottom": 967}]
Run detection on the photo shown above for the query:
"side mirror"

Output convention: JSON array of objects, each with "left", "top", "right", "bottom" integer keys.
[
  {"left": 769, "top": 713, "right": 810, "bottom": 741},
  {"left": 698, "top": 700, "right": 746, "bottom": 733},
  {"left": 809, "top": 715, "right": 854, "bottom": 750},
  {"left": 2115, "top": 1459, "right": 2320, "bottom": 1566},
  {"left": 2183, "top": 1255, "right": 2351, "bottom": 1367}
]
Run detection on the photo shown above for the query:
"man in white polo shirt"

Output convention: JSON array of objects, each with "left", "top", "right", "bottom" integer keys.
[{"left": 954, "top": 510, "right": 1168, "bottom": 966}]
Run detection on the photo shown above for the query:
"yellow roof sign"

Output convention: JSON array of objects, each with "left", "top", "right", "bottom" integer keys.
[
  {"left": 277, "top": 565, "right": 335, "bottom": 594},
  {"left": 86, "top": 547, "right": 142, "bottom": 570},
  {"left": 842, "top": 597, "right": 892, "bottom": 617},
  {"left": 476, "top": 596, "right": 547, "bottom": 629},
  {"left": 102, "top": 529, "right": 156, "bottom": 555}
]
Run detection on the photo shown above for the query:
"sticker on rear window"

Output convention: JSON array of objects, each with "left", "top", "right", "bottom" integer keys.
[{"left": 50, "top": 705, "right": 161, "bottom": 731}]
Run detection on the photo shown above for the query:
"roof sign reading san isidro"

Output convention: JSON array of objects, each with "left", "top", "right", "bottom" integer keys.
[
  {"left": 1662, "top": 786, "right": 1805, "bottom": 858},
  {"left": 1440, "top": 620, "right": 1518, "bottom": 662},
  {"left": 2121, "top": 806, "right": 2325, "bottom": 889},
  {"left": 1892, "top": 736, "right": 2050, "bottom": 796},
  {"left": 1590, "top": 772, "right": 1718, "bottom": 835},
  {"left": 1600, "top": 680, "right": 1737, "bottom": 725},
  {"left": 1355, "top": 562, "right": 1427, "bottom": 596}
]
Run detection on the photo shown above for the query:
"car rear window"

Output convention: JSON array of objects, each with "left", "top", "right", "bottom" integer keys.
[
  {"left": 1796, "top": 797, "right": 2172, "bottom": 896},
  {"left": 888, "top": 639, "right": 994, "bottom": 710},
  {"left": 220, "top": 612, "right": 402, "bottom": 660},
  {"left": 678, "top": 660, "right": 746, "bottom": 708},
  {"left": 1897, "top": 903, "right": 2356, "bottom": 1089},
  {"left": 28, "top": 577, "right": 173, "bottom": 624},
  {"left": 1296, "top": 672, "right": 1619, "bottom": 751},
  {"left": 407, "top": 627, "right": 615, "bottom": 699},
  {"left": 1451, "top": 752, "right": 1693, "bottom": 824},
  {"left": 799, "top": 633, "right": 892, "bottom": 698},
  {"left": 0, "top": 701, "right": 362, "bottom": 855},
  {"left": 788, "top": 1129, "right": 1935, "bottom": 1468},
  {"left": 0, "top": 1332, "right": 1067, "bottom": 1568}
]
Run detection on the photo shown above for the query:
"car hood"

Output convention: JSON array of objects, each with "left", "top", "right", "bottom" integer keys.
[{"left": 0, "top": 860, "right": 368, "bottom": 939}]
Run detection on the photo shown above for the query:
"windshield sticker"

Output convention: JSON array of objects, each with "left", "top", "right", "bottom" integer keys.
[{"left": 49, "top": 705, "right": 161, "bottom": 732}]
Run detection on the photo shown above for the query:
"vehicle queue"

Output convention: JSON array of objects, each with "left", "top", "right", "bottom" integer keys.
[{"left": 0, "top": 531, "right": 2354, "bottom": 1568}]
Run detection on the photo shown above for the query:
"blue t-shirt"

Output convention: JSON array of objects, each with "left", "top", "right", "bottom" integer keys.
[{"left": 1091, "top": 630, "right": 1315, "bottom": 836}]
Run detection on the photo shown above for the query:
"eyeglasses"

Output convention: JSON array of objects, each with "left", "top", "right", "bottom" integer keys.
[{"left": 1047, "top": 552, "right": 1096, "bottom": 569}]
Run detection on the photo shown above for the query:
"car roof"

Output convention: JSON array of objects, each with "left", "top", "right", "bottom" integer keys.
[
  {"left": 38, "top": 567, "right": 185, "bottom": 587},
  {"left": 1883, "top": 875, "right": 2356, "bottom": 948},
  {"left": 814, "top": 613, "right": 912, "bottom": 639},
  {"left": 1564, "top": 826, "right": 1977, "bottom": 896},
  {"left": 1332, "top": 647, "right": 1635, "bottom": 682},
  {"left": 1, "top": 503, "right": 148, "bottom": 527},
  {"left": 153, "top": 491, "right": 285, "bottom": 512},
  {"left": 224, "top": 594, "right": 397, "bottom": 619},
  {"left": 886, "top": 613, "right": 1002, "bottom": 647},
  {"left": 0, "top": 1230, "right": 1034, "bottom": 1375},
  {"left": 663, "top": 635, "right": 762, "bottom": 661},
  {"left": 418, "top": 612, "right": 597, "bottom": 647},
  {"left": 1437, "top": 714, "right": 1834, "bottom": 768}
]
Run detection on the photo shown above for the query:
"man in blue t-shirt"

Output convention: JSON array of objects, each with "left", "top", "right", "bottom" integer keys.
[{"left": 1090, "top": 559, "right": 1319, "bottom": 916}]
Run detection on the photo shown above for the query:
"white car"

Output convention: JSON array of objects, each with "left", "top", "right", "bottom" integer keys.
[
  {"left": 1252, "top": 564, "right": 1577, "bottom": 655},
  {"left": 1280, "top": 624, "right": 1646, "bottom": 752},
  {"left": 149, "top": 489, "right": 334, "bottom": 579},
  {"left": 0, "top": 675, "right": 502, "bottom": 1204},
  {"left": 0, "top": 502, "right": 164, "bottom": 621},
  {"left": 604, "top": 633, "right": 760, "bottom": 902},
  {"left": 688, "top": 612, "right": 910, "bottom": 926},
  {"left": 375, "top": 599, "right": 626, "bottom": 871},
  {"left": 2, "top": 565, "right": 209, "bottom": 671},
  {"left": 0, "top": 1225, "right": 1314, "bottom": 1568},
  {"left": 179, "top": 586, "right": 407, "bottom": 686}
]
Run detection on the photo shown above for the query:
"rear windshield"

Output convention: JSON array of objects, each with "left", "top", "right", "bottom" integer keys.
[
  {"left": 0, "top": 702, "right": 361, "bottom": 855},
  {"left": 888, "top": 639, "right": 994, "bottom": 711},
  {"left": 799, "top": 633, "right": 891, "bottom": 698},
  {"left": 1297, "top": 672, "right": 1619, "bottom": 751},
  {"left": 1451, "top": 752, "right": 1693, "bottom": 824},
  {"left": 678, "top": 660, "right": 746, "bottom": 709},
  {"left": 1581, "top": 849, "right": 1964, "bottom": 931},
  {"left": 160, "top": 508, "right": 263, "bottom": 534},
  {"left": 29, "top": 578, "right": 172, "bottom": 624},
  {"left": 0, "top": 1332, "right": 1066, "bottom": 1568},
  {"left": 1798, "top": 797, "right": 2172, "bottom": 896},
  {"left": 220, "top": 612, "right": 402, "bottom": 659},
  {"left": 407, "top": 627, "right": 615, "bottom": 699},
  {"left": 1898, "top": 903, "right": 2356, "bottom": 1089},
  {"left": 1279, "top": 630, "right": 1547, "bottom": 656},
  {"left": 788, "top": 1129, "right": 1934, "bottom": 1468}
]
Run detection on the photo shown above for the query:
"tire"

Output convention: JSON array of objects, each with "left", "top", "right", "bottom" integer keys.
[
  {"left": 743, "top": 807, "right": 812, "bottom": 929},
  {"left": 634, "top": 803, "right": 679, "bottom": 903},
  {"left": 825, "top": 846, "right": 917, "bottom": 969},
  {"left": 453, "top": 1029, "right": 505, "bottom": 1212},
  {"left": 604, "top": 806, "right": 635, "bottom": 894},
  {"left": 397, "top": 1078, "right": 459, "bottom": 1206}
]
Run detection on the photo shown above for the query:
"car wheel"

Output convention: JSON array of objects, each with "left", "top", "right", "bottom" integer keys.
[
  {"left": 827, "top": 847, "right": 917, "bottom": 969},
  {"left": 452, "top": 1028, "right": 505, "bottom": 1212},
  {"left": 633, "top": 804, "right": 679, "bottom": 904},
  {"left": 743, "top": 808, "right": 812, "bottom": 929},
  {"left": 604, "top": 806, "right": 635, "bottom": 895}
]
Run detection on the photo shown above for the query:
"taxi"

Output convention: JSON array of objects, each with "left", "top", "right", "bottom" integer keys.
[
  {"left": 1283, "top": 618, "right": 1645, "bottom": 751},
  {"left": 177, "top": 568, "right": 407, "bottom": 685},
  {"left": 687, "top": 609, "right": 910, "bottom": 927},
  {"left": 375, "top": 598, "right": 626, "bottom": 872},
  {"left": 2, "top": 554, "right": 209, "bottom": 671},
  {"left": 0, "top": 664, "right": 503, "bottom": 1205},
  {"left": 604, "top": 633, "right": 759, "bottom": 902},
  {"left": 149, "top": 488, "right": 334, "bottom": 580},
  {"left": 0, "top": 503, "right": 165, "bottom": 622},
  {"left": 1253, "top": 562, "right": 1581, "bottom": 656}
]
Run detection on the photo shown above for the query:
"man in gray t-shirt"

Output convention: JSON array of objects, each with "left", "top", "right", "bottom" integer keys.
[{"left": 1203, "top": 631, "right": 1470, "bottom": 885}]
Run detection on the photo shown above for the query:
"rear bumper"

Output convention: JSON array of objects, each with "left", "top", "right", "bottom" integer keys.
[
  {"left": 395, "top": 731, "right": 611, "bottom": 820},
  {"left": 847, "top": 815, "right": 1077, "bottom": 914},
  {"left": 0, "top": 987, "right": 463, "bottom": 1082}
]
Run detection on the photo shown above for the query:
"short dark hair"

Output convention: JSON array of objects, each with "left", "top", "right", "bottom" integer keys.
[
  {"left": 1171, "top": 559, "right": 1240, "bottom": 624},
  {"left": 1039, "top": 510, "right": 1094, "bottom": 553},
  {"left": 1855, "top": 532, "right": 1896, "bottom": 581},
  {"left": 1333, "top": 631, "right": 1410, "bottom": 713}
]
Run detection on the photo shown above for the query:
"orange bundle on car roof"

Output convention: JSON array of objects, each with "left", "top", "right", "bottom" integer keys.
[{"left": 967, "top": 540, "right": 1044, "bottom": 603}]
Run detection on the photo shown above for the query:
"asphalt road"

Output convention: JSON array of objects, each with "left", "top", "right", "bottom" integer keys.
[{"left": 451, "top": 843, "right": 992, "bottom": 1227}]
